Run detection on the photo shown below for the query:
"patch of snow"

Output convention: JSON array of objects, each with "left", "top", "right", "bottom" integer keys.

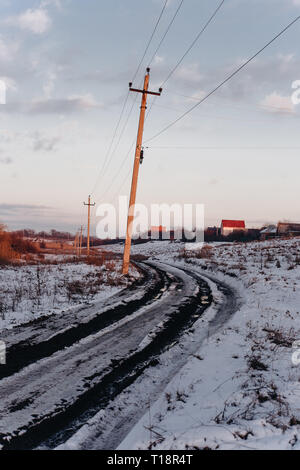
[
  {"left": 118, "top": 238, "right": 300, "bottom": 450},
  {"left": 0, "top": 259, "right": 138, "bottom": 330}
]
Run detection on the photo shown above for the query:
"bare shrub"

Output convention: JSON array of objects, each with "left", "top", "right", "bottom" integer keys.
[
  {"left": 263, "top": 327, "right": 295, "bottom": 348},
  {"left": 195, "top": 245, "right": 214, "bottom": 260},
  {"left": 65, "top": 280, "right": 85, "bottom": 302},
  {"left": 86, "top": 254, "right": 105, "bottom": 267},
  {"left": 248, "top": 356, "right": 268, "bottom": 371}
]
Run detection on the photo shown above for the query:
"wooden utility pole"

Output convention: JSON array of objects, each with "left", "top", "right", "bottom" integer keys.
[
  {"left": 122, "top": 68, "right": 162, "bottom": 275},
  {"left": 79, "top": 226, "right": 83, "bottom": 256},
  {"left": 84, "top": 196, "right": 95, "bottom": 256},
  {"left": 74, "top": 231, "right": 79, "bottom": 255}
]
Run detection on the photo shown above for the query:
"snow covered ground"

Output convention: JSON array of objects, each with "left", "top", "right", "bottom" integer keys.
[
  {"left": 116, "top": 237, "right": 300, "bottom": 450},
  {"left": 1, "top": 238, "right": 299, "bottom": 450},
  {"left": 0, "top": 258, "right": 138, "bottom": 330}
]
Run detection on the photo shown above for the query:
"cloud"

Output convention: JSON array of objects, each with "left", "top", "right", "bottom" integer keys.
[
  {"left": 0, "top": 147, "right": 12, "bottom": 162},
  {"left": 29, "top": 94, "right": 100, "bottom": 114},
  {"left": 167, "top": 53, "right": 300, "bottom": 111},
  {"left": 0, "top": 203, "right": 52, "bottom": 215},
  {"left": 4, "top": 0, "right": 65, "bottom": 36},
  {"left": 43, "top": 71, "right": 57, "bottom": 98},
  {"left": 0, "top": 157, "right": 12, "bottom": 165},
  {"left": 0, "top": 93, "right": 101, "bottom": 115},
  {"left": 0, "top": 130, "right": 18, "bottom": 143},
  {"left": 6, "top": 8, "right": 52, "bottom": 34},
  {"left": 169, "top": 62, "right": 204, "bottom": 88},
  {"left": 40, "top": 0, "right": 62, "bottom": 9},
  {"left": 0, "top": 36, "right": 19, "bottom": 62},
  {"left": 31, "top": 132, "right": 60, "bottom": 152},
  {"left": 68, "top": 93, "right": 99, "bottom": 108},
  {"left": 154, "top": 55, "right": 164, "bottom": 65},
  {"left": 260, "top": 92, "right": 295, "bottom": 114},
  {"left": 0, "top": 76, "right": 17, "bottom": 93}
]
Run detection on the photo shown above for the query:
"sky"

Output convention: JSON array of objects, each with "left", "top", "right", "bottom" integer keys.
[{"left": 0, "top": 0, "right": 300, "bottom": 235}]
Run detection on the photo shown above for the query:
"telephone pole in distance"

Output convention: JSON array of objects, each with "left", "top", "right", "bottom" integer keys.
[{"left": 84, "top": 196, "right": 95, "bottom": 256}]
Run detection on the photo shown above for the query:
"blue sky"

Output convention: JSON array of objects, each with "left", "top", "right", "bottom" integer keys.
[{"left": 0, "top": 0, "right": 300, "bottom": 233}]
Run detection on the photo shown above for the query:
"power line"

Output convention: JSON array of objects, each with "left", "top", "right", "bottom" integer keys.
[
  {"left": 91, "top": 1, "right": 169, "bottom": 198},
  {"left": 146, "top": 146, "right": 300, "bottom": 150},
  {"left": 144, "top": 0, "right": 186, "bottom": 124},
  {"left": 92, "top": 1, "right": 185, "bottom": 204},
  {"left": 96, "top": 140, "right": 136, "bottom": 203},
  {"left": 91, "top": 91, "right": 130, "bottom": 196},
  {"left": 97, "top": 94, "right": 139, "bottom": 186},
  {"left": 144, "top": 101, "right": 295, "bottom": 124},
  {"left": 166, "top": 89, "right": 297, "bottom": 114},
  {"left": 93, "top": 87, "right": 144, "bottom": 204},
  {"left": 145, "top": 0, "right": 225, "bottom": 127},
  {"left": 110, "top": 167, "right": 132, "bottom": 204},
  {"left": 93, "top": 78, "right": 147, "bottom": 203},
  {"left": 96, "top": 84, "right": 163, "bottom": 205},
  {"left": 98, "top": 1, "right": 186, "bottom": 205},
  {"left": 132, "top": 0, "right": 169, "bottom": 83},
  {"left": 109, "top": 142, "right": 300, "bottom": 202},
  {"left": 145, "top": 94, "right": 158, "bottom": 122},
  {"left": 147, "top": 0, "right": 185, "bottom": 67},
  {"left": 161, "top": 0, "right": 226, "bottom": 87},
  {"left": 145, "top": 14, "right": 300, "bottom": 144}
]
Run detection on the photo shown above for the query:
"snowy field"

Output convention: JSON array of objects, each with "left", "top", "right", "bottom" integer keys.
[
  {"left": 0, "top": 258, "right": 138, "bottom": 330},
  {"left": 1, "top": 238, "right": 299, "bottom": 450},
  {"left": 115, "top": 237, "right": 300, "bottom": 450}
]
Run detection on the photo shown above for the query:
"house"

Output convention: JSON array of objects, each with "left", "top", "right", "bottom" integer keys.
[
  {"left": 221, "top": 220, "right": 246, "bottom": 237},
  {"left": 149, "top": 225, "right": 167, "bottom": 240},
  {"left": 277, "top": 222, "right": 300, "bottom": 237},
  {"left": 205, "top": 226, "right": 219, "bottom": 241},
  {"left": 151, "top": 225, "right": 166, "bottom": 234},
  {"left": 260, "top": 225, "right": 277, "bottom": 240},
  {"left": 206, "top": 226, "right": 219, "bottom": 236}
]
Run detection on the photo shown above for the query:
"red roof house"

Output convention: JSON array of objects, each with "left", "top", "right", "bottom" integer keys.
[
  {"left": 221, "top": 220, "right": 246, "bottom": 236},
  {"left": 151, "top": 225, "right": 167, "bottom": 233}
]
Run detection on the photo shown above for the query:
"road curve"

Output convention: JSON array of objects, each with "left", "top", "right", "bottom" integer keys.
[
  {"left": 69, "top": 262, "right": 239, "bottom": 451},
  {"left": 0, "top": 261, "right": 235, "bottom": 450},
  {"left": 0, "top": 262, "right": 168, "bottom": 380}
]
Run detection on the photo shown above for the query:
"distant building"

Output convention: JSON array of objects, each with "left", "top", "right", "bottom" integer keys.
[
  {"left": 260, "top": 225, "right": 277, "bottom": 240},
  {"left": 277, "top": 222, "right": 300, "bottom": 237},
  {"left": 247, "top": 228, "right": 261, "bottom": 240},
  {"left": 221, "top": 220, "right": 246, "bottom": 237},
  {"left": 149, "top": 225, "right": 167, "bottom": 241},
  {"left": 206, "top": 226, "right": 219, "bottom": 236},
  {"left": 205, "top": 226, "right": 219, "bottom": 241},
  {"left": 151, "top": 225, "right": 166, "bottom": 234}
]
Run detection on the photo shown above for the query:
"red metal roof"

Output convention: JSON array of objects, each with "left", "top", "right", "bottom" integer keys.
[
  {"left": 221, "top": 220, "right": 245, "bottom": 228},
  {"left": 151, "top": 226, "right": 167, "bottom": 232}
]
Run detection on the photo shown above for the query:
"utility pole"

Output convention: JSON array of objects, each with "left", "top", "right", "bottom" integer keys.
[
  {"left": 79, "top": 226, "right": 83, "bottom": 256},
  {"left": 122, "top": 68, "right": 162, "bottom": 275},
  {"left": 84, "top": 196, "right": 95, "bottom": 256},
  {"left": 77, "top": 231, "right": 80, "bottom": 256},
  {"left": 74, "top": 231, "right": 79, "bottom": 255}
]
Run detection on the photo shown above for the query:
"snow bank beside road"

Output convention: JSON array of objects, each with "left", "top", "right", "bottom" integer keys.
[
  {"left": 119, "top": 238, "right": 300, "bottom": 450},
  {"left": 0, "top": 259, "right": 138, "bottom": 330}
]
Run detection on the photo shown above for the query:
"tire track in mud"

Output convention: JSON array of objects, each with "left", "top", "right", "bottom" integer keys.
[
  {"left": 66, "top": 263, "right": 240, "bottom": 452},
  {"left": 182, "top": 267, "right": 239, "bottom": 334},
  {"left": 0, "top": 264, "right": 212, "bottom": 450},
  {"left": 0, "top": 263, "right": 171, "bottom": 381}
]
